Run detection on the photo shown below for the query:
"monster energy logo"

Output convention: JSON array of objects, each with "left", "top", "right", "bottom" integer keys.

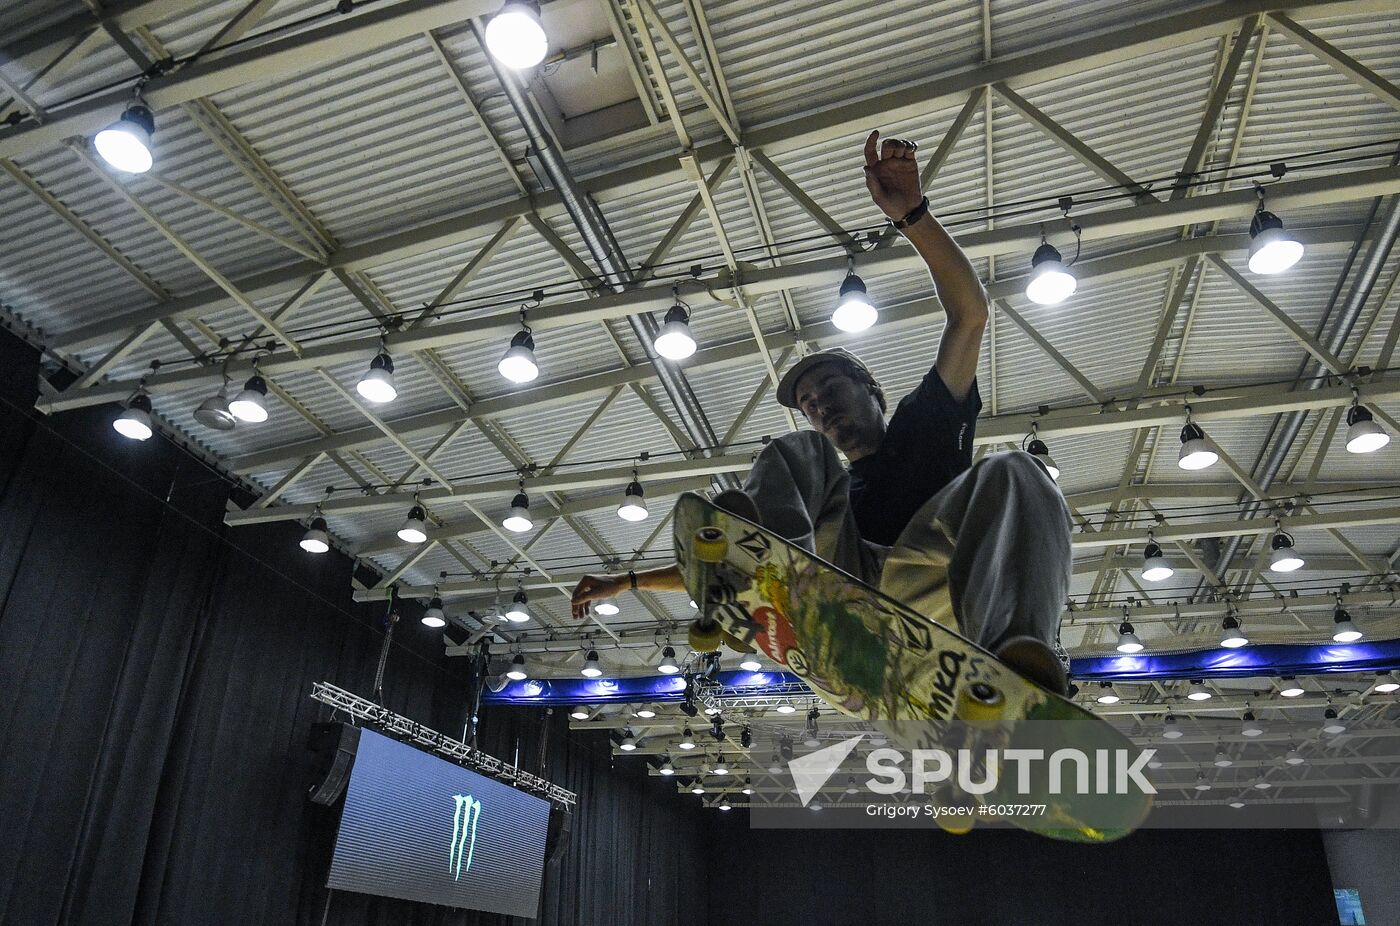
[{"left": 449, "top": 794, "right": 482, "bottom": 880}]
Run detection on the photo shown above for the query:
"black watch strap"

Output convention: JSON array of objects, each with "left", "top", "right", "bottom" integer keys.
[{"left": 892, "top": 196, "right": 930, "bottom": 230}]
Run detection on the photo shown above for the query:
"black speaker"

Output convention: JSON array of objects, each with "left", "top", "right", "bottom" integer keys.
[
  {"left": 545, "top": 807, "right": 574, "bottom": 867},
  {"left": 307, "top": 722, "right": 361, "bottom": 806}
]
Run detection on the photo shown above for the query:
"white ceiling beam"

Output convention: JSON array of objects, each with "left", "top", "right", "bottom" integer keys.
[
  {"left": 223, "top": 452, "right": 755, "bottom": 525},
  {"left": 1070, "top": 588, "right": 1397, "bottom": 623},
  {"left": 42, "top": 0, "right": 1389, "bottom": 350},
  {"left": 992, "top": 83, "right": 1154, "bottom": 200},
  {"left": 0, "top": 0, "right": 200, "bottom": 63},
  {"left": 1267, "top": 13, "right": 1400, "bottom": 112},
  {"left": 182, "top": 226, "right": 1366, "bottom": 472},
  {"left": 41, "top": 168, "right": 1393, "bottom": 407},
  {"left": 0, "top": 0, "right": 500, "bottom": 161}
]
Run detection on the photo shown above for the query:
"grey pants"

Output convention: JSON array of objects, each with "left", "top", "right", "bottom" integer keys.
[{"left": 737, "top": 431, "right": 1071, "bottom": 652}]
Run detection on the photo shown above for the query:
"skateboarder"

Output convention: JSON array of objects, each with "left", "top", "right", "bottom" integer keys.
[{"left": 572, "top": 131, "right": 1072, "bottom": 694}]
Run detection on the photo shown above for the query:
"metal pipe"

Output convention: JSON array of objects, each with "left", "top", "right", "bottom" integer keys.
[
  {"left": 1213, "top": 187, "right": 1400, "bottom": 583},
  {"left": 478, "top": 24, "right": 737, "bottom": 491}
]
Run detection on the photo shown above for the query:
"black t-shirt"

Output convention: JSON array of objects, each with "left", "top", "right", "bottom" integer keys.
[{"left": 848, "top": 369, "right": 982, "bottom": 547}]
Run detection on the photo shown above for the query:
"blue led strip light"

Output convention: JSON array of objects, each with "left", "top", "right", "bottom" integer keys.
[{"left": 484, "top": 640, "right": 1400, "bottom": 705}]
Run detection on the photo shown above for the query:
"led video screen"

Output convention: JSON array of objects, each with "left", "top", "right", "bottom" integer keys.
[{"left": 327, "top": 728, "right": 551, "bottom": 917}]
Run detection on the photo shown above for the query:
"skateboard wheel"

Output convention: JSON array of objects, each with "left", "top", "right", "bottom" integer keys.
[
  {"left": 688, "top": 619, "right": 724, "bottom": 653},
  {"left": 694, "top": 527, "right": 728, "bottom": 564},
  {"left": 936, "top": 813, "right": 975, "bottom": 836},
  {"left": 956, "top": 682, "right": 1006, "bottom": 728}
]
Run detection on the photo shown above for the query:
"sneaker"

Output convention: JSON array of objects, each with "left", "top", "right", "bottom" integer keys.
[
  {"left": 713, "top": 488, "right": 761, "bottom": 524},
  {"left": 995, "top": 636, "right": 1069, "bottom": 697}
]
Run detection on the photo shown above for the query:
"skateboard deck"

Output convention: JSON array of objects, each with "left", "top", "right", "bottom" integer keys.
[{"left": 672, "top": 492, "right": 1152, "bottom": 842}]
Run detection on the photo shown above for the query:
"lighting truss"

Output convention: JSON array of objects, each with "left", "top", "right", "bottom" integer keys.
[
  {"left": 310, "top": 681, "right": 576, "bottom": 808},
  {"left": 695, "top": 675, "right": 813, "bottom": 712}
]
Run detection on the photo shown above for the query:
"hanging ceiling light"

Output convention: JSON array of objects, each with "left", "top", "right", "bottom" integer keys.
[
  {"left": 832, "top": 268, "right": 878, "bottom": 332},
  {"left": 421, "top": 595, "right": 447, "bottom": 628},
  {"left": 1162, "top": 713, "right": 1183, "bottom": 739},
  {"left": 396, "top": 502, "right": 428, "bottom": 543},
  {"left": 1375, "top": 671, "right": 1400, "bottom": 694},
  {"left": 1213, "top": 749, "right": 1233, "bottom": 768},
  {"left": 505, "top": 588, "right": 531, "bottom": 624},
  {"left": 1345, "top": 390, "right": 1390, "bottom": 454},
  {"left": 618, "top": 729, "right": 637, "bottom": 751},
  {"left": 1187, "top": 679, "right": 1212, "bottom": 701},
  {"left": 658, "top": 756, "right": 675, "bottom": 775},
  {"left": 1269, "top": 525, "right": 1304, "bottom": 573},
  {"left": 356, "top": 349, "right": 398, "bottom": 404},
  {"left": 194, "top": 378, "right": 237, "bottom": 431},
  {"left": 1025, "top": 238, "right": 1077, "bottom": 305},
  {"left": 658, "top": 645, "right": 680, "bottom": 675},
  {"left": 228, "top": 372, "right": 270, "bottom": 423},
  {"left": 498, "top": 311, "right": 539, "bottom": 383},
  {"left": 569, "top": 705, "right": 590, "bottom": 721},
  {"left": 617, "top": 475, "right": 649, "bottom": 522},
  {"left": 1176, "top": 411, "right": 1218, "bottom": 470},
  {"left": 654, "top": 291, "right": 697, "bottom": 360},
  {"left": 1193, "top": 772, "right": 1211, "bottom": 791},
  {"left": 690, "top": 781, "right": 705, "bottom": 795},
  {"left": 113, "top": 390, "right": 154, "bottom": 441},
  {"left": 679, "top": 726, "right": 696, "bottom": 750},
  {"left": 1332, "top": 604, "right": 1362, "bottom": 643},
  {"left": 1240, "top": 711, "right": 1263, "bottom": 737},
  {"left": 636, "top": 706, "right": 656, "bottom": 719},
  {"left": 775, "top": 703, "right": 796, "bottom": 714},
  {"left": 1279, "top": 676, "right": 1305, "bottom": 698},
  {"left": 1220, "top": 612, "right": 1248, "bottom": 649},
  {"left": 595, "top": 601, "right": 620, "bottom": 616},
  {"left": 484, "top": 0, "right": 548, "bottom": 69},
  {"left": 712, "top": 760, "right": 728, "bottom": 776},
  {"left": 1024, "top": 424, "right": 1060, "bottom": 481},
  {"left": 503, "top": 483, "right": 533, "bottom": 532},
  {"left": 1246, "top": 195, "right": 1304, "bottom": 275},
  {"left": 300, "top": 515, "right": 330, "bottom": 554},
  {"left": 1141, "top": 537, "right": 1174, "bottom": 582},
  {"left": 1321, "top": 707, "right": 1346, "bottom": 735},
  {"left": 94, "top": 98, "right": 155, "bottom": 173},
  {"left": 1284, "top": 747, "right": 1305, "bottom": 766},
  {"left": 742, "top": 780, "right": 754, "bottom": 795},
  {"left": 1094, "top": 681, "right": 1121, "bottom": 704},
  {"left": 718, "top": 800, "right": 732, "bottom": 811},
  {"left": 580, "top": 648, "right": 603, "bottom": 678},
  {"left": 1116, "top": 620, "right": 1144, "bottom": 654},
  {"left": 507, "top": 653, "right": 529, "bottom": 681},
  {"left": 739, "top": 654, "right": 762, "bottom": 672}
]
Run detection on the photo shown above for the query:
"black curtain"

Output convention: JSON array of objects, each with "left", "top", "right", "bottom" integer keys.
[
  {"left": 0, "top": 331, "right": 709, "bottom": 926},
  {"left": 705, "top": 811, "right": 1341, "bottom": 925}
]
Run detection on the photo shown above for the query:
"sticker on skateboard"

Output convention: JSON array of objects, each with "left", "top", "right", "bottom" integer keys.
[{"left": 674, "top": 492, "right": 1153, "bottom": 842}]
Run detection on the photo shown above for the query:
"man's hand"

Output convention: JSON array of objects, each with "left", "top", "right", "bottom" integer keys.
[
  {"left": 570, "top": 573, "right": 626, "bottom": 620},
  {"left": 863, "top": 130, "right": 924, "bottom": 221}
]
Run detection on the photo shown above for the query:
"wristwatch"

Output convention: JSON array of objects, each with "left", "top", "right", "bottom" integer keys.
[{"left": 891, "top": 196, "right": 930, "bottom": 230}]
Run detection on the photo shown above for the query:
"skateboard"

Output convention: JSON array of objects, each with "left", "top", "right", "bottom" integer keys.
[{"left": 672, "top": 492, "right": 1152, "bottom": 842}]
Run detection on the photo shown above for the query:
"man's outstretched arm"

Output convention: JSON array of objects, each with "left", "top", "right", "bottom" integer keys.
[
  {"left": 863, "top": 130, "right": 988, "bottom": 402},
  {"left": 570, "top": 564, "right": 684, "bottom": 620}
]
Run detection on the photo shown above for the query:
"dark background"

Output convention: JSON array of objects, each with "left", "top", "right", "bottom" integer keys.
[{"left": 0, "top": 329, "right": 1340, "bottom": 925}]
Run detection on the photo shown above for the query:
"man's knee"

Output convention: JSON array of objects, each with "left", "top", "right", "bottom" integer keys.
[
  {"left": 760, "top": 430, "right": 839, "bottom": 468},
  {"left": 975, "top": 450, "right": 1056, "bottom": 486}
]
